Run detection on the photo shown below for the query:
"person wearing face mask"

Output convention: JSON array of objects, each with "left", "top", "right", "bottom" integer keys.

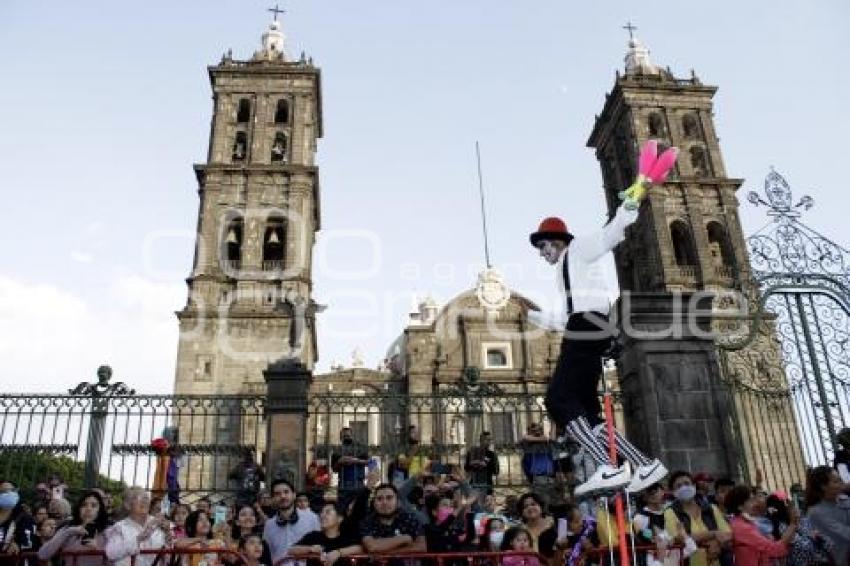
[
  {"left": 632, "top": 484, "right": 696, "bottom": 566},
  {"left": 423, "top": 492, "right": 477, "bottom": 555},
  {"left": 331, "top": 427, "right": 369, "bottom": 505},
  {"left": 38, "top": 491, "right": 110, "bottom": 566},
  {"left": 480, "top": 517, "right": 507, "bottom": 553},
  {"left": 0, "top": 480, "right": 38, "bottom": 566},
  {"left": 663, "top": 472, "right": 731, "bottom": 566}
]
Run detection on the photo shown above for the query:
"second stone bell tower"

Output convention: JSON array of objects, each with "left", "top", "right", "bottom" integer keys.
[
  {"left": 586, "top": 33, "right": 803, "bottom": 483},
  {"left": 174, "top": 16, "right": 323, "bottom": 397}
]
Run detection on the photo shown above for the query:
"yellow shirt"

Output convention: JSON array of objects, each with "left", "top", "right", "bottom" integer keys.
[
  {"left": 663, "top": 505, "right": 730, "bottom": 566},
  {"left": 595, "top": 508, "right": 633, "bottom": 548}
]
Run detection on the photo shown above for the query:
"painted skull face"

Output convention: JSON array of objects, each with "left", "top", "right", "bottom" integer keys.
[{"left": 538, "top": 240, "right": 563, "bottom": 265}]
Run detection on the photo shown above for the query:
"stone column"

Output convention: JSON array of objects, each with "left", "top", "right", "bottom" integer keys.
[
  {"left": 264, "top": 358, "right": 311, "bottom": 489},
  {"left": 617, "top": 292, "right": 740, "bottom": 478}
]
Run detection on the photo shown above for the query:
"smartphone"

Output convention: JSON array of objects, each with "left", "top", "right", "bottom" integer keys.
[
  {"left": 214, "top": 505, "right": 227, "bottom": 526},
  {"left": 557, "top": 518, "right": 568, "bottom": 540},
  {"left": 81, "top": 523, "right": 97, "bottom": 544}
]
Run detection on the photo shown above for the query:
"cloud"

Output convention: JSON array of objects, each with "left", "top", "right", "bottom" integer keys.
[
  {"left": 70, "top": 250, "right": 94, "bottom": 263},
  {"left": 0, "top": 274, "right": 183, "bottom": 393}
]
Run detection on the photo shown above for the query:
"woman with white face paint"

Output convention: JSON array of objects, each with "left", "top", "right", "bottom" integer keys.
[{"left": 529, "top": 200, "right": 666, "bottom": 495}]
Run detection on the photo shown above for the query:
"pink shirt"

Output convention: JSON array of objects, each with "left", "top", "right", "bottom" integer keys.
[{"left": 730, "top": 516, "right": 789, "bottom": 566}]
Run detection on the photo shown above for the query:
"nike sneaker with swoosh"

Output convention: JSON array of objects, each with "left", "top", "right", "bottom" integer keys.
[
  {"left": 574, "top": 464, "right": 631, "bottom": 496},
  {"left": 626, "top": 459, "right": 668, "bottom": 493}
]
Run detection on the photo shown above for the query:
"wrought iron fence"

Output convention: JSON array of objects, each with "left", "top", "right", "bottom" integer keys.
[
  {"left": 0, "top": 384, "right": 265, "bottom": 503},
  {"left": 0, "top": 375, "right": 608, "bottom": 503},
  {"left": 717, "top": 169, "right": 850, "bottom": 487}
]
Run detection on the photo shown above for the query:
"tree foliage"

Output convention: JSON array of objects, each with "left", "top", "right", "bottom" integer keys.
[{"left": 0, "top": 451, "right": 126, "bottom": 502}]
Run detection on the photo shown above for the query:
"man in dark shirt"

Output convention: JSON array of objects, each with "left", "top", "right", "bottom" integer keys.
[
  {"left": 360, "top": 484, "right": 426, "bottom": 555},
  {"left": 464, "top": 431, "right": 500, "bottom": 494},
  {"left": 331, "top": 427, "right": 368, "bottom": 504}
]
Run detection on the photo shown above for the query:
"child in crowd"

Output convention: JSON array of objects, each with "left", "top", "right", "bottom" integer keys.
[
  {"left": 237, "top": 533, "right": 269, "bottom": 566},
  {"left": 501, "top": 527, "right": 541, "bottom": 566}
]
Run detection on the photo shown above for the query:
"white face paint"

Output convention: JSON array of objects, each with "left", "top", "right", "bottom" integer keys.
[{"left": 538, "top": 240, "right": 563, "bottom": 265}]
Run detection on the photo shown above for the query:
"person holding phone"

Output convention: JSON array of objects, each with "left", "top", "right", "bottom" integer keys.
[{"left": 38, "top": 491, "right": 110, "bottom": 566}]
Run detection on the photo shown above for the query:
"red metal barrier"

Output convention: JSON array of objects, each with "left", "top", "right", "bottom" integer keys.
[
  {"left": 274, "top": 550, "right": 545, "bottom": 566},
  {"left": 0, "top": 547, "right": 241, "bottom": 566},
  {"left": 580, "top": 543, "right": 688, "bottom": 566}
]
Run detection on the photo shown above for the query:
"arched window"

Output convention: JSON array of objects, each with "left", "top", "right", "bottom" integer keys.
[
  {"left": 690, "top": 146, "right": 709, "bottom": 176},
  {"left": 707, "top": 221, "right": 735, "bottom": 269},
  {"left": 262, "top": 216, "right": 285, "bottom": 270},
  {"left": 271, "top": 132, "right": 287, "bottom": 163},
  {"left": 274, "top": 99, "right": 289, "bottom": 124},
  {"left": 236, "top": 98, "right": 251, "bottom": 123},
  {"left": 682, "top": 114, "right": 700, "bottom": 139},
  {"left": 232, "top": 131, "right": 247, "bottom": 161},
  {"left": 223, "top": 217, "right": 244, "bottom": 270},
  {"left": 670, "top": 220, "right": 698, "bottom": 267},
  {"left": 649, "top": 112, "right": 666, "bottom": 137}
]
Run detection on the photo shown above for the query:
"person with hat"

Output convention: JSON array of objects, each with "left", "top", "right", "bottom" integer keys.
[
  {"left": 694, "top": 472, "right": 715, "bottom": 507},
  {"left": 528, "top": 196, "right": 666, "bottom": 496}
]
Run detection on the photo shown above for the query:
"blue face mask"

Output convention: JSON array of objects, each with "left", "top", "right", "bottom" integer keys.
[{"left": 0, "top": 492, "right": 20, "bottom": 509}]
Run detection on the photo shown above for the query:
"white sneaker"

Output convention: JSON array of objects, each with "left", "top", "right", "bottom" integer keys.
[
  {"left": 626, "top": 459, "right": 668, "bottom": 493},
  {"left": 574, "top": 463, "right": 631, "bottom": 496}
]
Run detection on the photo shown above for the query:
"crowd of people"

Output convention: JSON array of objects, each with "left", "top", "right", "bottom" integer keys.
[{"left": 1, "top": 428, "right": 849, "bottom": 566}]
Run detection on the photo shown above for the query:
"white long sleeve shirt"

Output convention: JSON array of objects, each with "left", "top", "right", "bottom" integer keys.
[
  {"left": 529, "top": 204, "right": 638, "bottom": 330},
  {"left": 104, "top": 517, "right": 167, "bottom": 566}
]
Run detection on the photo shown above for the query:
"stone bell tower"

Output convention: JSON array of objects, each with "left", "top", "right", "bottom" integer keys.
[
  {"left": 587, "top": 32, "right": 804, "bottom": 483},
  {"left": 174, "top": 17, "right": 323, "bottom": 397}
]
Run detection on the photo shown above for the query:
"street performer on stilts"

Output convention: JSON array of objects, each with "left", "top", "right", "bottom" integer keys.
[{"left": 528, "top": 140, "right": 676, "bottom": 496}]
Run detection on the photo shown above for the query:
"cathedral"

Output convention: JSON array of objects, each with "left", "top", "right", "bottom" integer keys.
[{"left": 172, "top": 17, "right": 804, "bottom": 493}]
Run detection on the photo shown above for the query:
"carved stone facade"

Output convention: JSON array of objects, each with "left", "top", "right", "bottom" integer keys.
[
  {"left": 174, "top": 22, "right": 323, "bottom": 398},
  {"left": 172, "top": 22, "right": 324, "bottom": 491},
  {"left": 587, "top": 38, "right": 804, "bottom": 483},
  {"left": 304, "top": 282, "right": 567, "bottom": 491}
]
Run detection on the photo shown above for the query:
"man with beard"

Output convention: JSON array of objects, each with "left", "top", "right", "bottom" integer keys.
[
  {"left": 331, "top": 427, "right": 369, "bottom": 505},
  {"left": 360, "top": 484, "right": 426, "bottom": 556},
  {"left": 263, "top": 479, "right": 319, "bottom": 564}
]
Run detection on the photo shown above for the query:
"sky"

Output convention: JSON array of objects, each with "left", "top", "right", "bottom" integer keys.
[{"left": 0, "top": 1, "right": 847, "bottom": 393}]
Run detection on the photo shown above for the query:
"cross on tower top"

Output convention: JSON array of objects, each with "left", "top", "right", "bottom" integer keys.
[
  {"left": 623, "top": 21, "right": 638, "bottom": 41},
  {"left": 268, "top": 4, "right": 286, "bottom": 21}
]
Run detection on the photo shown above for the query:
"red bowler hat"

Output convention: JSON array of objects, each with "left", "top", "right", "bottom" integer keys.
[{"left": 530, "top": 217, "right": 574, "bottom": 247}]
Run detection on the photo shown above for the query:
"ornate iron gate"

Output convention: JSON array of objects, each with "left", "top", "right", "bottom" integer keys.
[{"left": 720, "top": 170, "right": 849, "bottom": 483}]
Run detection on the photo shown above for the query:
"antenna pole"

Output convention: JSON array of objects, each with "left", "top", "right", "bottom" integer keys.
[{"left": 475, "top": 141, "right": 492, "bottom": 269}]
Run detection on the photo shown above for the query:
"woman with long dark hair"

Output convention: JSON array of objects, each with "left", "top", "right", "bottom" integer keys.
[
  {"left": 805, "top": 465, "right": 850, "bottom": 565},
  {"left": 175, "top": 510, "right": 226, "bottom": 566},
  {"left": 725, "top": 485, "right": 796, "bottom": 566},
  {"left": 38, "top": 490, "right": 110, "bottom": 566}
]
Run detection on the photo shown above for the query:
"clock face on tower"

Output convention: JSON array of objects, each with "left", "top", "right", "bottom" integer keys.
[{"left": 475, "top": 268, "right": 510, "bottom": 312}]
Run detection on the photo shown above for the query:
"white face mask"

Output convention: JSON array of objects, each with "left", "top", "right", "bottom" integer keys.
[
  {"left": 675, "top": 485, "right": 697, "bottom": 502},
  {"left": 490, "top": 531, "right": 505, "bottom": 548}
]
